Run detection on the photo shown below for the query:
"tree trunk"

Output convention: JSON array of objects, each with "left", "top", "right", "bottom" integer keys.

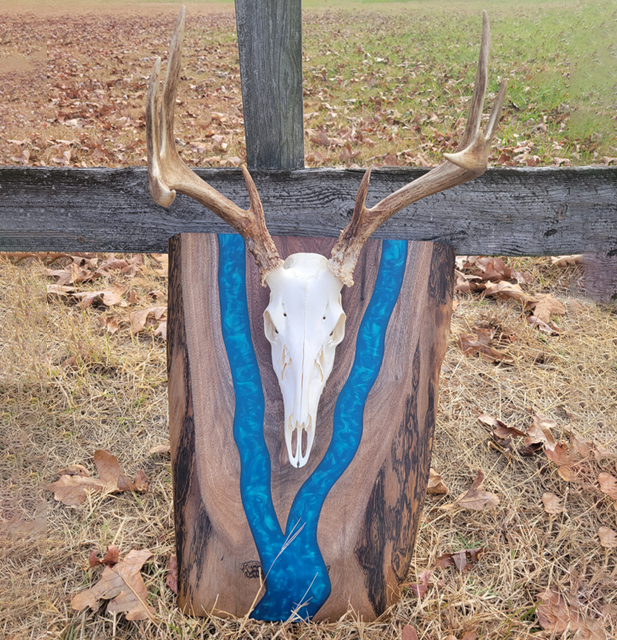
[{"left": 167, "top": 233, "right": 453, "bottom": 621}]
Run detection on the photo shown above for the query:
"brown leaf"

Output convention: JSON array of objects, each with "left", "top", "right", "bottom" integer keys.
[
  {"left": 72, "top": 549, "right": 155, "bottom": 620},
  {"left": 478, "top": 414, "right": 526, "bottom": 438},
  {"left": 427, "top": 468, "right": 448, "bottom": 495},
  {"left": 93, "top": 449, "right": 125, "bottom": 486},
  {"left": 451, "top": 470, "right": 500, "bottom": 511},
  {"left": 598, "top": 526, "right": 617, "bottom": 549},
  {"left": 461, "top": 632, "right": 478, "bottom": 640},
  {"left": 149, "top": 443, "right": 171, "bottom": 455},
  {"left": 531, "top": 294, "right": 567, "bottom": 324},
  {"left": 458, "top": 329, "right": 513, "bottom": 363},
  {"left": 48, "top": 450, "right": 147, "bottom": 506},
  {"left": 130, "top": 306, "right": 167, "bottom": 334},
  {"left": 477, "top": 257, "right": 512, "bottom": 282},
  {"left": 310, "top": 131, "right": 329, "bottom": 146},
  {"left": 544, "top": 442, "right": 575, "bottom": 478},
  {"left": 73, "top": 289, "right": 126, "bottom": 308},
  {"left": 408, "top": 569, "right": 431, "bottom": 598},
  {"left": 47, "top": 474, "right": 106, "bottom": 506},
  {"left": 166, "top": 555, "right": 178, "bottom": 594},
  {"left": 401, "top": 624, "right": 419, "bottom": 640},
  {"left": 154, "top": 319, "right": 167, "bottom": 340},
  {"left": 593, "top": 444, "right": 617, "bottom": 463},
  {"left": 527, "top": 315, "right": 560, "bottom": 335},
  {"left": 551, "top": 255, "right": 583, "bottom": 266},
  {"left": 570, "top": 433, "right": 593, "bottom": 457},
  {"left": 58, "top": 464, "right": 90, "bottom": 477},
  {"left": 537, "top": 587, "right": 584, "bottom": 633},
  {"left": 524, "top": 414, "right": 558, "bottom": 451},
  {"left": 47, "top": 284, "right": 76, "bottom": 296},
  {"left": 99, "top": 315, "right": 121, "bottom": 334},
  {"left": 483, "top": 281, "right": 537, "bottom": 306},
  {"left": 598, "top": 472, "right": 617, "bottom": 500},
  {"left": 434, "top": 547, "right": 485, "bottom": 574},
  {"left": 89, "top": 544, "right": 120, "bottom": 568},
  {"left": 542, "top": 492, "right": 565, "bottom": 514}
]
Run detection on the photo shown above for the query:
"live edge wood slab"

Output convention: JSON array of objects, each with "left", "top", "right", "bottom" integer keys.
[{"left": 167, "top": 233, "right": 454, "bottom": 621}]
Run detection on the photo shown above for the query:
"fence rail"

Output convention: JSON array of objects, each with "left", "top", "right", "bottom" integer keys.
[{"left": 1, "top": 165, "right": 616, "bottom": 256}]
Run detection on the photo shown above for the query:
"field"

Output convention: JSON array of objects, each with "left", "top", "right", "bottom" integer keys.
[{"left": 1, "top": 0, "right": 617, "bottom": 639}]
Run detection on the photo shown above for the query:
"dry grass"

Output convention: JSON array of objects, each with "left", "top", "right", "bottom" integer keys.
[{"left": 1, "top": 252, "right": 616, "bottom": 639}]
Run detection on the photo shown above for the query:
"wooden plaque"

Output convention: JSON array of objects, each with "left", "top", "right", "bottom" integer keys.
[{"left": 167, "top": 233, "right": 454, "bottom": 621}]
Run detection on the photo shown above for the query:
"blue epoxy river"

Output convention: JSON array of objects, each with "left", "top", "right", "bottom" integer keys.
[{"left": 217, "top": 234, "right": 408, "bottom": 621}]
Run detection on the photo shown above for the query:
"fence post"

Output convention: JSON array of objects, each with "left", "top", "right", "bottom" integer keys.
[{"left": 235, "top": 0, "right": 304, "bottom": 170}]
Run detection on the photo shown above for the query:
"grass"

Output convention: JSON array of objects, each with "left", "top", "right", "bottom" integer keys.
[
  {"left": 1, "top": 0, "right": 616, "bottom": 168},
  {"left": 1, "top": 1, "right": 617, "bottom": 639}
]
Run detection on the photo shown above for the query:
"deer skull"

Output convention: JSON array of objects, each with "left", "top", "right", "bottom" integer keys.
[{"left": 264, "top": 254, "right": 346, "bottom": 468}]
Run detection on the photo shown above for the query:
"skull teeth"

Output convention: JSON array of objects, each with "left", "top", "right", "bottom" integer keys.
[{"left": 286, "top": 418, "right": 314, "bottom": 468}]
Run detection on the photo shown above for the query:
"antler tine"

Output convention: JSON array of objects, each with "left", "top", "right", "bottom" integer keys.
[
  {"left": 146, "top": 7, "right": 282, "bottom": 285},
  {"left": 329, "top": 11, "right": 507, "bottom": 287}
]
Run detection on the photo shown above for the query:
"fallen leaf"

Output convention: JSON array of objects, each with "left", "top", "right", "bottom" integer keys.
[
  {"left": 461, "top": 632, "right": 478, "bottom": 640},
  {"left": 598, "top": 472, "right": 617, "bottom": 500},
  {"left": 99, "top": 315, "right": 121, "bottom": 334},
  {"left": 154, "top": 319, "right": 167, "bottom": 340},
  {"left": 58, "top": 464, "right": 90, "bottom": 477},
  {"left": 551, "top": 255, "right": 583, "bottom": 266},
  {"left": 47, "top": 473, "right": 106, "bottom": 506},
  {"left": 483, "top": 281, "right": 537, "bottom": 306},
  {"left": 48, "top": 450, "right": 148, "bottom": 506},
  {"left": 458, "top": 329, "right": 513, "bottom": 363},
  {"left": 443, "top": 470, "right": 500, "bottom": 511},
  {"left": 427, "top": 468, "right": 448, "bottom": 495},
  {"left": 89, "top": 544, "right": 120, "bottom": 568},
  {"left": 166, "top": 554, "right": 178, "bottom": 594},
  {"left": 537, "top": 587, "right": 584, "bottom": 633},
  {"left": 47, "top": 284, "right": 76, "bottom": 296},
  {"left": 72, "top": 549, "right": 155, "bottom": 620},
  {"left": 478, "top": 414, "right": 526, "bottom": 438},
  {"left": 408, "top": 569, "right": 431, "bottom": 597},
  {"left": 598, "top": 526, "right": 617, "bottom": 549},
  {"left": 545, "top": 443, "right": 576, "bottom": 481},
  {"left": 527, "top": 315, "right": 560, "bottom": 335},
  {"left": 570, "top": 433, "right": 593, "bottom": 458},
  {"left": 401, "top": 624, "right": 419, "bottom": 640},
  {"left": 593, "top": 444, "right": 617, "bottom": 463},
  {"left": 524, "top": 414, "right": 558, "bottom": 452},
  {"left": 530, "top": 294, "right": 567, "bottom": 324},
  {"left": 476, "top": 257, "right": 512, "bottom": 282},
  {"left": 542, "top": 492, "right": 565, "bottom": 514},
  {"left": 434, "top": 547, "right": 484, "bottom": 574},
  {"left": 149, "top": 443, "right": 171, "bottom": 455},
  {"left": 130, "top": 306, "right": 167, "bottom": 334},
  {"left": 73, "top": 289, "right": 127, "bottom": 308}
]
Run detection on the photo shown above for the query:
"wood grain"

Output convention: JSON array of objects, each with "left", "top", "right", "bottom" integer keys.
[
  {"left": 168, "top": 233, "right": 453, "bottom": 620},
  {"left": 235, "top": 0, "right": 304, "bottom": 170},
  {"left": 1, "top": 166, "right": 616, "bottom": 256}
]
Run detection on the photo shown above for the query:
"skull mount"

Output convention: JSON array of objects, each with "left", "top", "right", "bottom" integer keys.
[{"left": 264, "top": 253, "right": 346, "bottom": 468}]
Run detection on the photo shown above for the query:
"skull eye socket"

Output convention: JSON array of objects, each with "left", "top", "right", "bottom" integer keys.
[
  {"left": 329, "top": 312, "right": 346, "bottom": 346},
  {"left": 263, "top": 310, "right": 279, "bottom": 342}
]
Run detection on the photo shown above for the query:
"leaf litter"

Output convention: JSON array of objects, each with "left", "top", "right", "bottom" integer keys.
[{"left": 47, "top": 449, "right": 148, "bottom": 506}]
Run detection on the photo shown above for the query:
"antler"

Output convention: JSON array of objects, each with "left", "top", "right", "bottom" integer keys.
[
  {"left": 146, "top": 7, "right": 282, "bottom": 284},
  {"left": 329, "top": 11, "right": 507, "bottom": 287}
]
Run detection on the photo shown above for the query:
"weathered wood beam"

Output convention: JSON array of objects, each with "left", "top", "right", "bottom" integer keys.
[
  {"left": 235, "top": 0, "right": 304, "bottom": 170},
  {"left": 1, "top": 166, "right": 616, "bottom": 256}
]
